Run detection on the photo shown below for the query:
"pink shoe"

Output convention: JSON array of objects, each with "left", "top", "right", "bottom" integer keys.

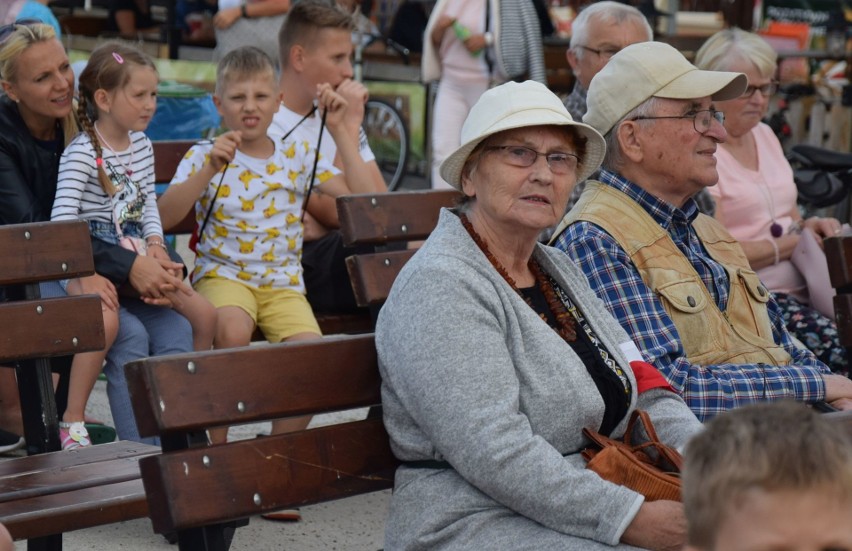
[{"left": 59, "top": 421, "right": 91, "bottom": 450}]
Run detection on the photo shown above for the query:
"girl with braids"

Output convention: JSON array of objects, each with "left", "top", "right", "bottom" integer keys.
[{"left": 51, "top": 42, "right": 215, "bottom": 449}]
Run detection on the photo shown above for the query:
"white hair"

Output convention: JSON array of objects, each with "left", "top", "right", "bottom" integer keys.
[{"left": 569, "top": 1, "right": 652, "bottom": 59}]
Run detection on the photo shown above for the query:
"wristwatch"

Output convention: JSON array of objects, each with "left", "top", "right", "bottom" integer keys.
[
  {"left": 483, "top": 32, "right": 494, "bottom": 47},
  {"left": 240, "top": 2, "right": 250, "bottom": 18}
]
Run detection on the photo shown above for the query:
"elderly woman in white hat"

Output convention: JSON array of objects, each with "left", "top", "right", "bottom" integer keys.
[{"left": 376, "top": 80, "right": 703, "bottom": 550}]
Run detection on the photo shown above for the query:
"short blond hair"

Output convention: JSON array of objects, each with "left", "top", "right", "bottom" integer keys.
[
  {"left": 682, "top": 401, "right": 852, "bottom": 549},
  {"left": 215, "top": 45, "right": 276, "bottom": 96},
  {"left": 694, "top": 28, "right": 777, "bottom": 79}
]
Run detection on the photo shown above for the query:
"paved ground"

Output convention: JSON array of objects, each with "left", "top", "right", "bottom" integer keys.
[{"left": 9, "top": 377, "right": 390, "bottom": 550}]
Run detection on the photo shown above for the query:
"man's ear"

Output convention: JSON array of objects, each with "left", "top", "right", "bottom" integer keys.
[
  {"left": 290, "top": 44, "right": 306, "bottom": 73},
  {"left": 617, "top": 121, "right": 644, "bottom": 163},
  {"left": 566, "top": 47, "right": 580, "bottom": 74},
  {"left": 93, "top": 88, "right": 111, "bottom": 114}
]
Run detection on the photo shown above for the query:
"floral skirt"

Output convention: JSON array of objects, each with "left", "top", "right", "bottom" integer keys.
[{"left": 775, "top": 292, "right": 848, "bottom": 377}]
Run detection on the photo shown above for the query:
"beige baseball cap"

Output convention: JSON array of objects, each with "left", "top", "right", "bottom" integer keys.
[
  {"left": 439, "top": 80, "right": 606, "bottom": 189},
  {"left": 584, "top": 41, "right": 747, "bottom": 136}
]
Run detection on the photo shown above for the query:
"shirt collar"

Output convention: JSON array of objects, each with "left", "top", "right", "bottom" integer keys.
[{"left": 598, "top": 169, "right": 700, "bottom": 232}]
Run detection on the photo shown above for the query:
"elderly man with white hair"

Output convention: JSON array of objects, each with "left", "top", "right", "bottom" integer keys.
[{"left": 551, "top": 42, "right": 852, "bottom": 422}]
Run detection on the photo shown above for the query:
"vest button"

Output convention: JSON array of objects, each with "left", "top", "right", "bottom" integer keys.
[
  {"left": 687, "top": 296, "right": 696, "bottom": 307},
  {"left": 758, "top": 286, "right": 766, "bottom": 297}
]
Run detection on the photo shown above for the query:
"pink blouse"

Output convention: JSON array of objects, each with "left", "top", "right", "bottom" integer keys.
[
  {"left": 437, "top": 0, "right": 490, "bottom": 81},
  {"left": 710, "top": 122, "right": 806, "bottom": 297}
]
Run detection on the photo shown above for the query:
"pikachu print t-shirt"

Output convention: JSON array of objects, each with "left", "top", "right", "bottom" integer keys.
[{"left": 170, "top": 140, "right": 339, "bottom": 291}]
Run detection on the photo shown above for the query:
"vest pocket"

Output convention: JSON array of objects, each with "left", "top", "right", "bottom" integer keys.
[
  {"left": 656, "top": 279, "right": 708, "bottom": 313},
  {"left": 735, "top": 269, "right": 775, "bottom": 339},
  {"left": 738, "top": 269, "right": 771, "bottom": 303},
  {"left": 656, "top": 278, "right": 714, "bottom": 358}
]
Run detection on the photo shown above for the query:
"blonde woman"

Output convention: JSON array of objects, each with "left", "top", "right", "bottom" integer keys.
[{"left": 694, "top": 29, "right": 847, "bottom": 375}]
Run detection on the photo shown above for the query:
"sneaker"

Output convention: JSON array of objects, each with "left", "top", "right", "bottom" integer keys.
[
  {"left": 59, "top": 421, "right": 91, "bottom": 450},
  {"left": 0, "top": 428, "right": 24, "bottom": 454}
]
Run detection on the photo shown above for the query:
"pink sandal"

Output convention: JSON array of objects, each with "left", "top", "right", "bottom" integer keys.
[{"left": 59, "top": 421, "right": 91, "bottom": 450}]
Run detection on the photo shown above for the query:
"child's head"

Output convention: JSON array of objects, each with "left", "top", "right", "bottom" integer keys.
[
  {"left": 277, "top": 0, "right": 353, "bottom": 88},
  {"left": 214, "top": 46, "right": 279, "bottom": 144},
  {"left": 76, "top": 42, "right": 157, "bottom": 194},
  {"left": 683, "top": 401, "right": 852, "bottom": 551}
]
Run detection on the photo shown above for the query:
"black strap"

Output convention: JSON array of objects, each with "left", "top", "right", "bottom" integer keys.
[
  {"left": 281, "top": 104, "right": 318, "bottom": 142},
  {"left": 197, "top": 166, "right": 228, "bottom": 245},
  {"left": 299, "top": 107, "right": 328, "bottom": 222}
]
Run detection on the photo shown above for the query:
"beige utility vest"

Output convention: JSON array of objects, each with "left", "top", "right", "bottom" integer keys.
[{"left": 562, "top": 181, "right": 791, "bottom": 367}]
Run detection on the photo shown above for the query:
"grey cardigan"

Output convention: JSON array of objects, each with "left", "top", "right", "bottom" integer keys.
[{"left": 376, "top": 210, "right": 702, "bottom": 550}]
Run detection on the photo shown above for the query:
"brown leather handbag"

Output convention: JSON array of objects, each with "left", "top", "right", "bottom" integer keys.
[{"left": 581, "top": 409, "right": 683, "bottom": 501}]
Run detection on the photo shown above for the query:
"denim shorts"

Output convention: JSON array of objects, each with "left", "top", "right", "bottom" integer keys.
[{"left": 87, "top": 219, "right": 143, "bottom": 245}]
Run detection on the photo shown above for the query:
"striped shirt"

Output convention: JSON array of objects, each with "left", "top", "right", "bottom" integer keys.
[
  {"left": 52, "top": 131, "right": 162, "bottom": 240},
  {"left": 553, "top": 169, "right": 829, "bottom": 421}
]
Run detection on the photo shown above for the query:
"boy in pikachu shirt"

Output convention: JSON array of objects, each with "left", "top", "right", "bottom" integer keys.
[{"left": 159, "top": 46, "right": 350, "bottom": 443}]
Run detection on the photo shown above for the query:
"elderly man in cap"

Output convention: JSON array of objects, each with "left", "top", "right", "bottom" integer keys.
[{"left": 551, "top": 41, "right": 852, "bottom": 421}]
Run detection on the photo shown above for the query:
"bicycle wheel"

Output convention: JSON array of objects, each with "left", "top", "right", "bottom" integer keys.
[{"left": 363, "top": 98, "right": 409, "bottom": 191}]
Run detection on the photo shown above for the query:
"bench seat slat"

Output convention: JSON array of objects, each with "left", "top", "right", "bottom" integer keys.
[
  {"left": 0, "top": 479, "right": 150, "bottom": 540},
  {"left": 0, "top": 442, "right": 158, "bottom": 477},
  {"left": 126, "top": 334, "right": 379, "bottom": 436},
  {"left": 0, "top": 296, "right": 104, "bottom": 362},
  {"left": 0, "top": 442, "right": 158, "bottom": 540},
  {"left": 140, "top": 418, "right": 397, "bottom": 534},
  {"left": 0, "top": 453, "right": 152, "bottom": 504},
  {"left": 0, "top": 221, "right": 94, "bottom": 285}
]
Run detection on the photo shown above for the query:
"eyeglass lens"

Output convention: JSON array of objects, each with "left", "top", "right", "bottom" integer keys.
[
  {"left": 492, "top": 146, "right": 579, "bottom": 175},
  {"left": 694, "top": 110, "right": 725, "bottom": 133},
  {"left": 743, "top": 83, "right": 777, "bottom": 97}
]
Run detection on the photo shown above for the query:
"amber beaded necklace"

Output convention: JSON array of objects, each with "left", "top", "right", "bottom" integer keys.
[{"left": 459, "top": 213, "right": 576, "bottom": 342}]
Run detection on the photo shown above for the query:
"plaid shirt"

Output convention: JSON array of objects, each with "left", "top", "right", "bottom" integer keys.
[{"left": 553, "top": 170, "right": 829, "bottom": 421}]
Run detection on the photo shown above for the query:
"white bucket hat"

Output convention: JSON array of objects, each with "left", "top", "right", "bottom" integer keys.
[
  {"left": 439, "top": 80, "right": 606, "bottom": 189},
  {"left": 584, "top": 41, "right": 748, "bottom": 136}
]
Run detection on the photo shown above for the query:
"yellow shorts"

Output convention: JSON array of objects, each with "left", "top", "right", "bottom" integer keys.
[{"left": 194, "top": 277, "right": 321, "bottom": 342}]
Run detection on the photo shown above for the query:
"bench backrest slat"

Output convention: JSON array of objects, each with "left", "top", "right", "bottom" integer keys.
[
  {"left": 139, "top": 417, "right": 396, "bottom": 533},
  {"left": 337, "top": 189, "right": 460, "bottom": 247},
  {"left": 153, "top": 140, "right": 198, "bottom": 235},
  {"left": 0, "top": 221, "right": 94, "bottom": 285},
  {"left": 0, "top": 297, "right": 104, "bottom": 363},
  {"left": 126, "top": 334, "right": 380, "bottom": 437},
  {"left": 153, "top": 140, "right": 197, "bottom": 185},
  {"left": 337, "top": 190, "right": 461, "bottom": 309},
  {"left": 826, "top": 236, "right": 852, "bottom": 347}
]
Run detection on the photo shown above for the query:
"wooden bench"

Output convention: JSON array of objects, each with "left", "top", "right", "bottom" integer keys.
[
  {"left": 0, "top": 221, "right": 159, "bottom": 549},
  {"left": 125, "top": 333, "right": 397, "bottom": 550},
  {"left": 826, "top": 235, "right": 852, "bottom": 355},
  {"left": 152, "top": 139, "right": 374, "bottom": 337},
  {"left": 337, "top": 189, "right": 461, "bottom": 312}
]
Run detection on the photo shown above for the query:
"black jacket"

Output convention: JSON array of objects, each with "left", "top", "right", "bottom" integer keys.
[{"left": 0, "top": 94, "right": 137, "bottom": 284}]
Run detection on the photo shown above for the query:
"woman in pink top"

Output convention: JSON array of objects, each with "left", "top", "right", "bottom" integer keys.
[
  {"left": 422, "top": 0, "right": 546, "bottom": 189},
  {"left": 695, "top": 28, "right": 847, "bottom": 374}
]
